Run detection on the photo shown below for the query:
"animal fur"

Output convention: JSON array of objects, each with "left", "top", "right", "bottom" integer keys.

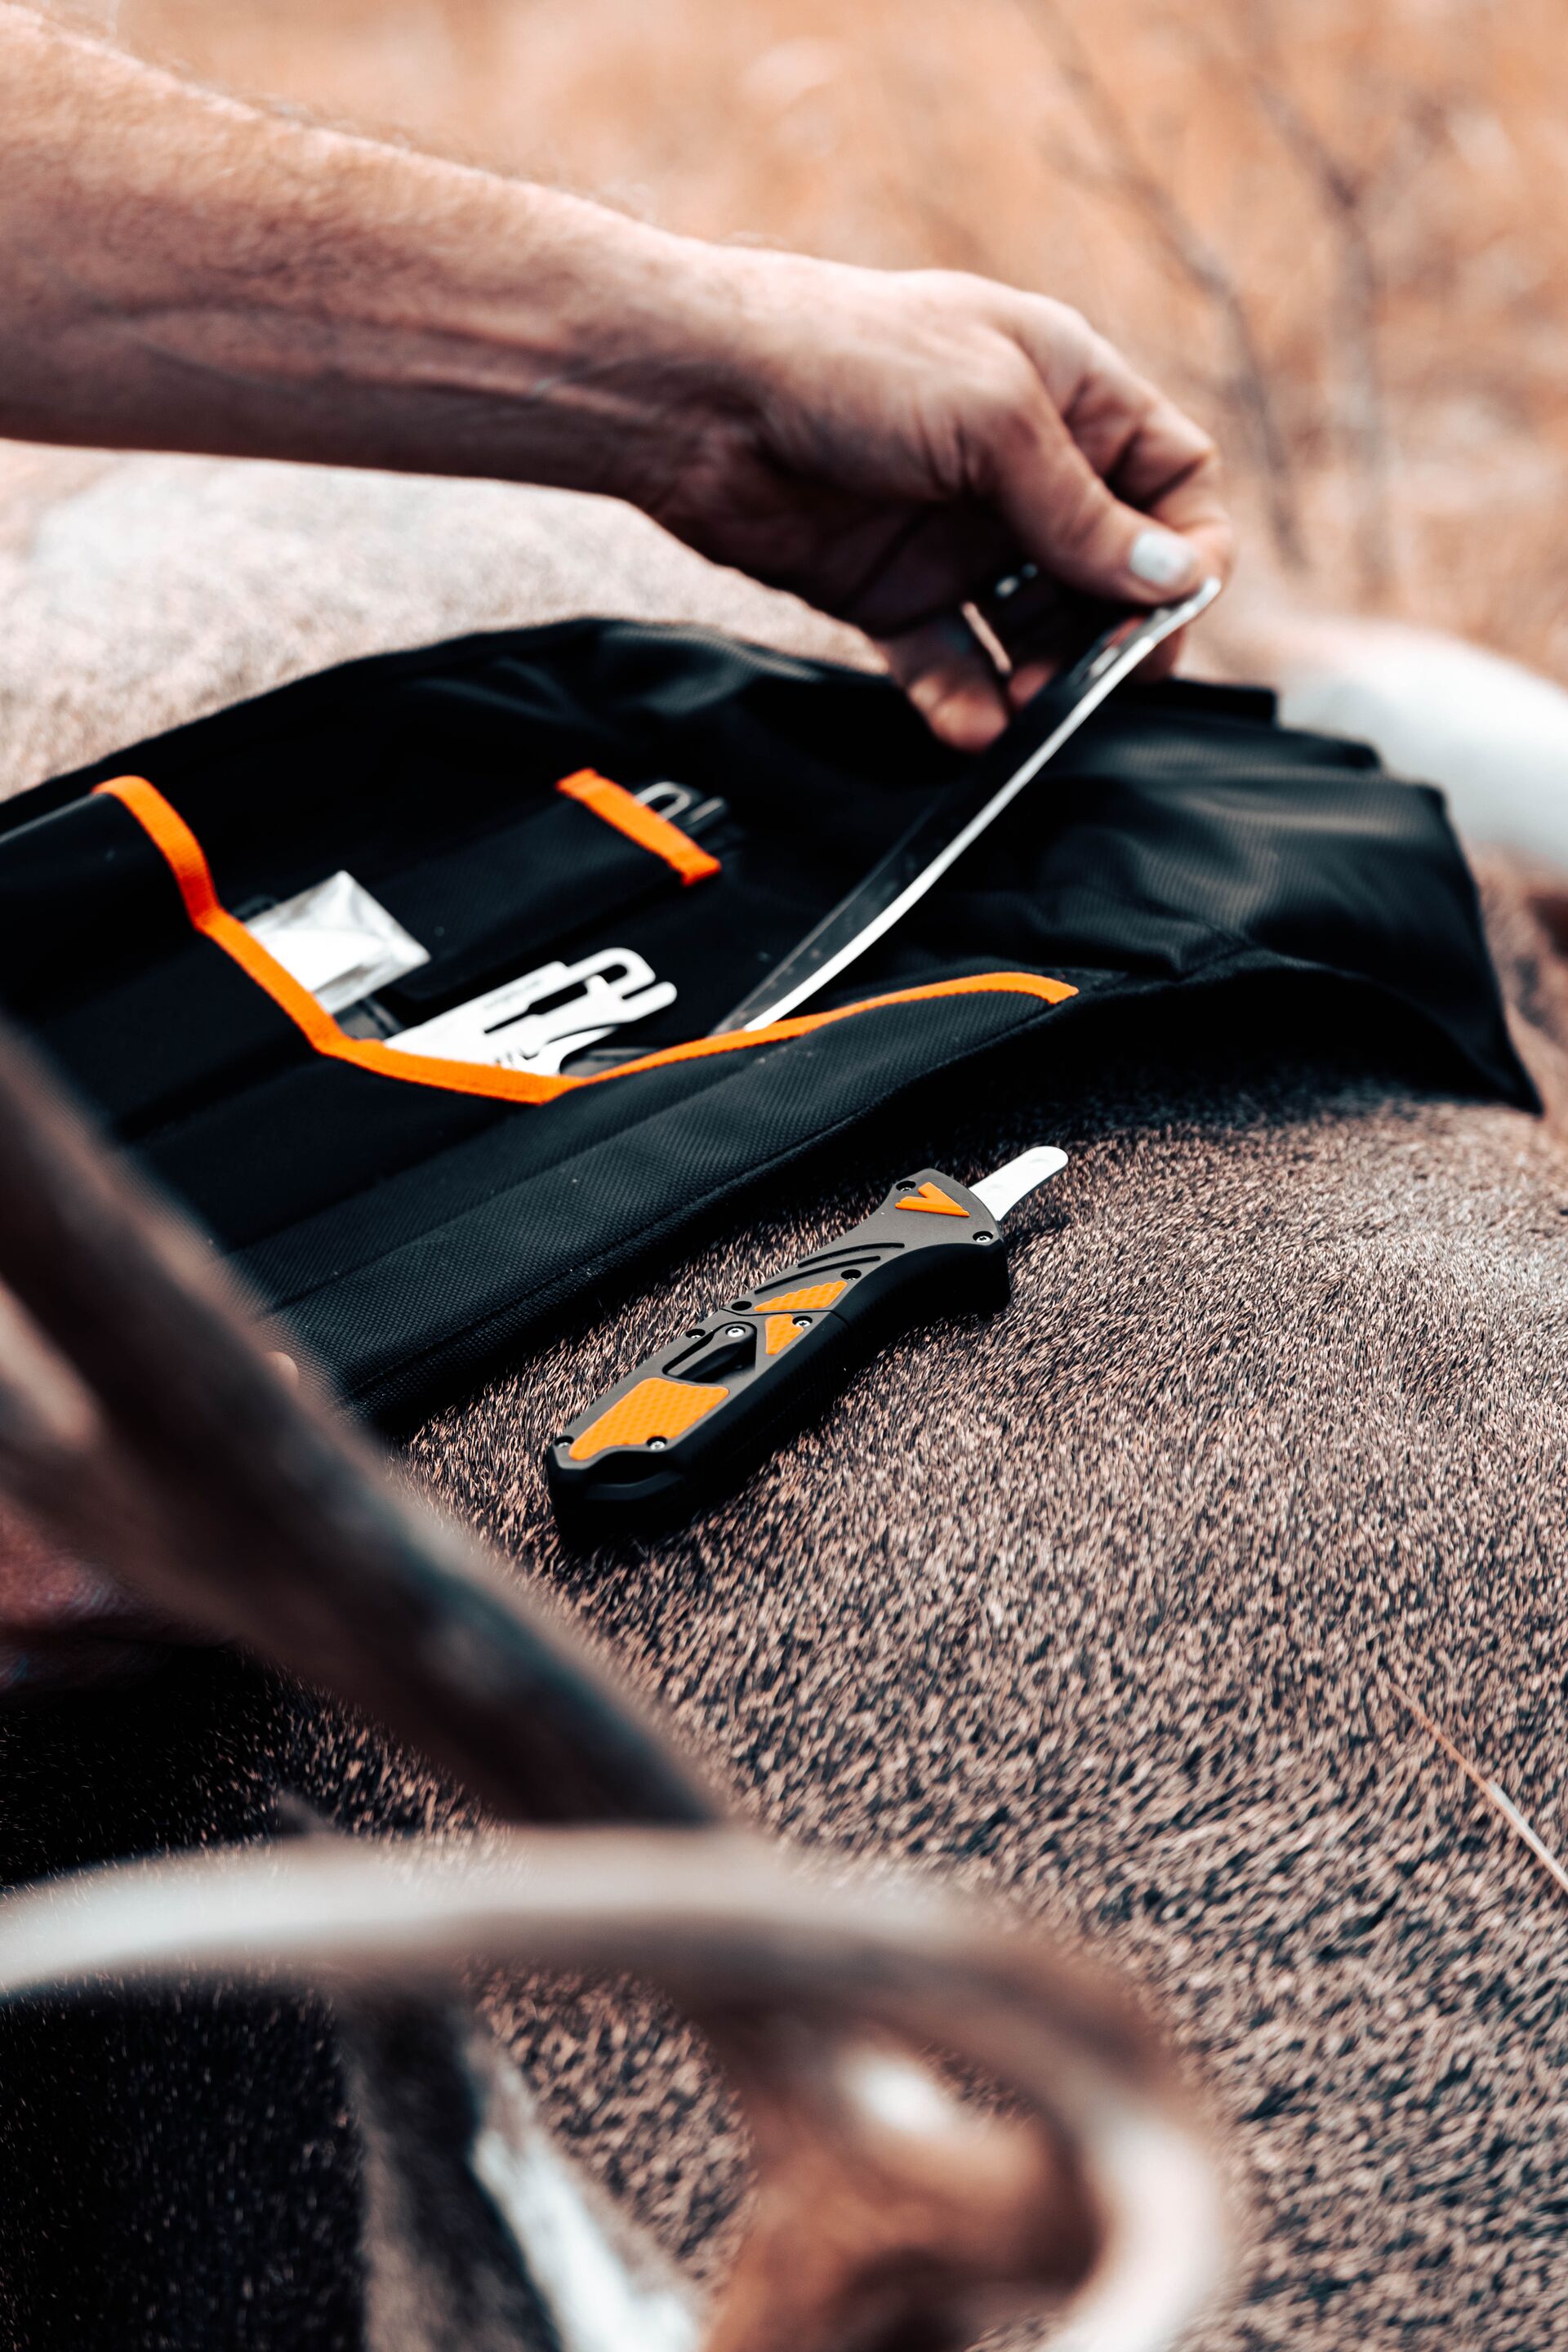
[{"left": 2, "top": 452, "right": 1568, "bottom": 2350}]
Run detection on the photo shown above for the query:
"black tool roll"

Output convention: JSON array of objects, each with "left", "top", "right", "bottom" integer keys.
[{"left": 0, "top": 618, "right": 1534, "bottom": 1423}]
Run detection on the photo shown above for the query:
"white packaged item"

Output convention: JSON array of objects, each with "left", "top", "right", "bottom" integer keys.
[{"left": 246, "top": 871, "right": 429, "bottom": 1013}]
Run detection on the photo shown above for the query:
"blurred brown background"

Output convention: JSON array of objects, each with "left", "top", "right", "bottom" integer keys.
[{"left": 40, "top": 0, "right": 1568, "bottom": 672}]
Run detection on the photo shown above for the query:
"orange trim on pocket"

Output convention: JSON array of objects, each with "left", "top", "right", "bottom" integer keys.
[
  {"left": 556, "top": 768, "right": 719, "bottom": 885},
  {"left": 95, "top": 775, "right": 1076, "bottom": 1110}
]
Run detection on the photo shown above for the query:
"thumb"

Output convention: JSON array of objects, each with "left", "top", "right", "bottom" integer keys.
[{"left": 982, "top": 398, "right": 1205, "bottom": 605}]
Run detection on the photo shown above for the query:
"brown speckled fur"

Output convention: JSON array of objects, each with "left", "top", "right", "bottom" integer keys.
[
  {"left": 411, "top": 906, "right": 1568, "bottom": 2349},
  {"left": 3, "top": 457, "right": 1568, "bottom": 2348}
]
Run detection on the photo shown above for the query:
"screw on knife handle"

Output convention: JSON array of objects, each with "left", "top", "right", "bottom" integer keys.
[{"left": 545, "top": 1169, "right": 1010, "bottom": 1541}]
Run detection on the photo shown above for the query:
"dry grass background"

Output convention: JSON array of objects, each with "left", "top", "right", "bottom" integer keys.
[
  {"left": 5, "top": 16, "right": 1568, "bottom": 2340},
  {"left": 43, "top": 0, "right": 1568, "bottom": 683}
]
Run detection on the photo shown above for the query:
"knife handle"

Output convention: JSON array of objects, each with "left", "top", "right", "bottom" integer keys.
[{"left": 545, "top": 1168, "right": 1009, "bottom": 1539}]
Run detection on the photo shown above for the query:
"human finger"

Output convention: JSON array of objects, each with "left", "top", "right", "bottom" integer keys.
[
  {"left": 1032, "top": 314, "right": 1235, "bottom": 590},
  {"left": 972, "top": 305, "right": 1228, "bottom": 602},
  {"left": 879, "top": 611, "right": 1013, "bottom": 752},
  {"left": 966, "top": 373, "right": 1210, "bottom": 612}
]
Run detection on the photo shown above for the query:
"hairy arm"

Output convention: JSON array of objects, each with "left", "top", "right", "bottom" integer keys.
[{"left": 0, "top": 4, "right": 1231, "bottom": 746}]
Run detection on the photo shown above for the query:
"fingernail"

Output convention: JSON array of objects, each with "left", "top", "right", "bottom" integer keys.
[{"left": 1128, "top": 528, "right": 1198, "bottom": 590}]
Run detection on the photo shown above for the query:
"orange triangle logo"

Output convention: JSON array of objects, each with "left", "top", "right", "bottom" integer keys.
[{"left": 895, "top": 1181, "right": 969, "bottom": 1218}]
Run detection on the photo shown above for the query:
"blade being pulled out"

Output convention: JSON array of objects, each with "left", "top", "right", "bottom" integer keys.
[
  {"left": 711, "top": 577, "right": 1221, "bottom": 1036},
  {"left": 971, "top": 1144, "right": 1068, "bottom": 1223}
]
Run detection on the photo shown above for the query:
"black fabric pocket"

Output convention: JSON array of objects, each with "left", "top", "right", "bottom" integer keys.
[
  {"left": 0, "top": 794, "right": 194, "bottom": 1018},
  {"left": 367, "top": 786, "right": 704, "bottom": 1017},
  {"left": 2, "top": 794, "right": 313, "bottom": 1134},
  {"left": 0, "top": 617, "right": 1534, "bottom": 1427}
]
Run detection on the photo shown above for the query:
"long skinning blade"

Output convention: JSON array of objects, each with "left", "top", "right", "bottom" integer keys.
[
  {"left": 970, "top": 1144, "right": 1068, "bottom": 1223},
  {"left": 711, "top": 576, "right": 1221, "bottom": 1036}
]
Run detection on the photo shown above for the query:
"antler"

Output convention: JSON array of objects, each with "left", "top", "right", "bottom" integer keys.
[
  {"left": 0, "top": 1018, "right": 707, "bottom": 1827},
  {"left": 0, "top": 1016, "right": 1223, "bottom": 2350}
]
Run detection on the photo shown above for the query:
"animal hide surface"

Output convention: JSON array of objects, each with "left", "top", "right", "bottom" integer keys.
[{"left": 2, "top": 453, "right": 1568, "bottom": 2351}]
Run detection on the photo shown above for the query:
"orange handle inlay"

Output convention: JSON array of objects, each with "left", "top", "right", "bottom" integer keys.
[
  {"left": 96, "top": 776, "right": 1076, "bottom": 1113},
  {"left": 764, "top": 1313, "right": 808, "bottom": 1356},
  {"left": 568, "top": 1374, "right": 728, "bottom": 1462},
  {"left": 896, "top": 1181, "right": 969, "bottom": 1217},
  {"left": 556, "top": 769, "right": 720, "bottom": 886},
  {"left": 755, "top": 1280, "right": 849, "bottom": 1315}
]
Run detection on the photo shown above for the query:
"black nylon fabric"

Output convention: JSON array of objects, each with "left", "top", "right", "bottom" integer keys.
[{"left": 2, "top": 617, "right": 1533, "bottom": 1424}]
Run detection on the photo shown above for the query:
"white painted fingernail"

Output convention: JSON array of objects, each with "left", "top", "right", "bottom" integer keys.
[{"left": 1129, "top": 528, "right": 1198, "bottom": 590}]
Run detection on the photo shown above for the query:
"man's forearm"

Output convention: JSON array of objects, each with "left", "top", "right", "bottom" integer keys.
[
  {"left": 0, "top": 5, "right": 740, "bottom": 499},
  {"left": 1, "top": 3, "right": 1232, "bottom": 746}
]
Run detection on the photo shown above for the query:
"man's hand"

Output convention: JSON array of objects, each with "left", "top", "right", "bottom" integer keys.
[
  {"left": 635, "top": 252, "right": 1232, "bottom": 747},
  {"left": 0, "top": 5, "right": 1231, "bottom": 749}
]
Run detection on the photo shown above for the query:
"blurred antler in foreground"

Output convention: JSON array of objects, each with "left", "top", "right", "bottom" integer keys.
[
  {"left": 0, "top": 1014, "right": 1224, "bottom": 2350},
  {"left": 0, "top": 1832, "right": 1221, "bottom": 2352},
  {"left": 0, "top": 1018, "right": 709, "bottom": 1828}
]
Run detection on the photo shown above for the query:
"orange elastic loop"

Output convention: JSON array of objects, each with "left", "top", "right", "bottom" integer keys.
[
  {"left": 556, "top": 768, "right": 720, "bottom": 886},
  {"left": 96, "top": 775, "right": 1076, "bottom": 1110}
]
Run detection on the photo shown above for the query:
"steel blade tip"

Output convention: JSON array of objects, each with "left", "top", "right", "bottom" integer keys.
[{"left": 971, "top": 1143, "right": 1069, "bottom": 1223}]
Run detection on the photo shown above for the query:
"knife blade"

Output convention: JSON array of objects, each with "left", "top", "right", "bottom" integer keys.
[
  {"left": 545, "top": 1143, "right": 1068, "bottom": 1540},
  {"left": 711, "top": 577, "right": 1220, "bottom": 1036}
]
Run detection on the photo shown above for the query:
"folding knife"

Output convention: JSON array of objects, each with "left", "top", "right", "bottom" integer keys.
[{"left": 545, "top": 1143, "right": 1068, "bottom": 1539}]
